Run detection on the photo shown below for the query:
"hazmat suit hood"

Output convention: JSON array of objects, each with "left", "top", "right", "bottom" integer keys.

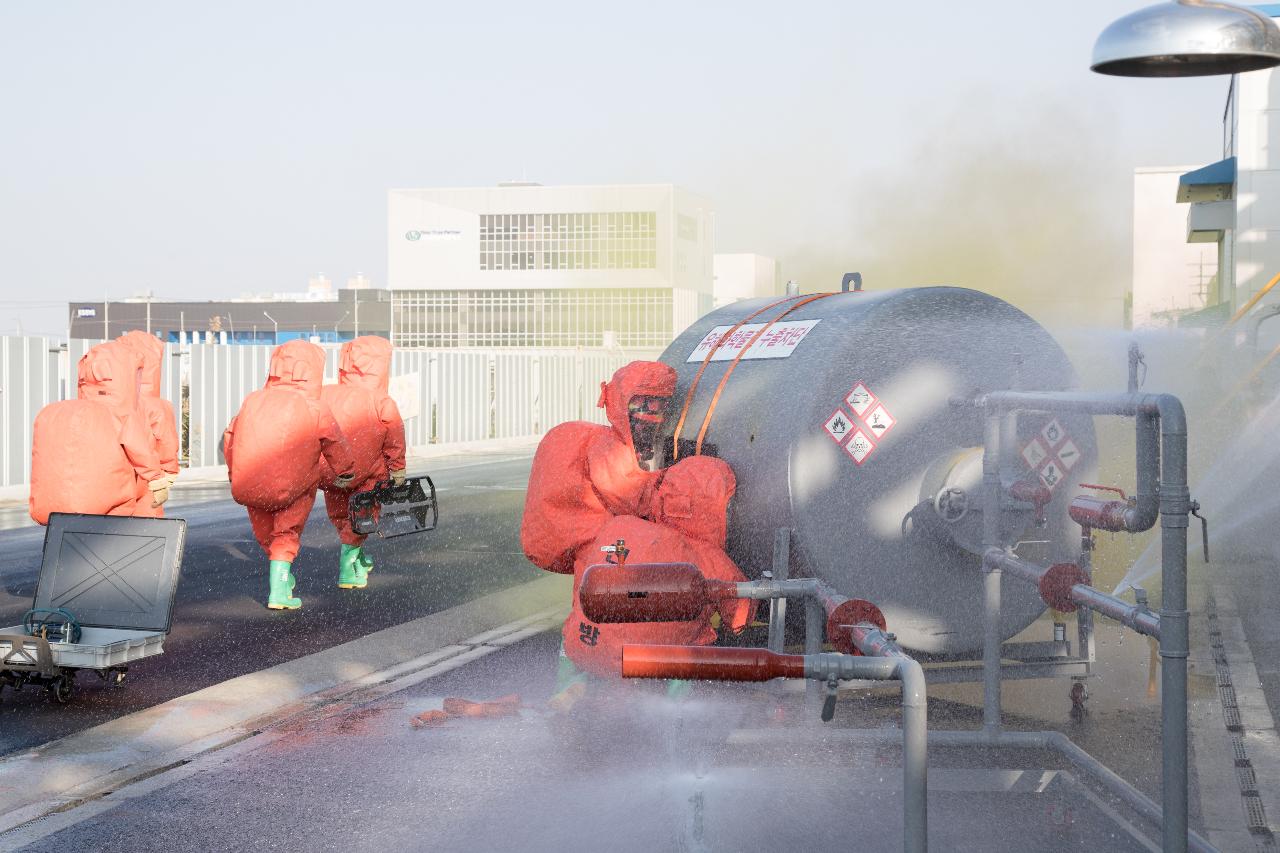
[
  {"left": 117, "top": 330, "right": 164, "bottom": 398},
  {"left": 338, "top": 336, "right": 393, "bottom": 395},
  {"left": 77, "top": 341, "right": 142, "bottom": 421},
  {"left": 597, "top": 361, "right": 676, "bottom": 456},
  {"left": 656, "top": 455, "right": 735, "bottom": 546},
  {"left": 266, "top": 340, "right": 326, "bottom": 399}
]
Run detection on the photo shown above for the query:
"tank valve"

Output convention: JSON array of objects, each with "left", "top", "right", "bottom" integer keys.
[
  {"left": 1190, "top": 501, "right": 1209, "bottom": 563},
  {"left": 1069, "top": 484, "right": 1135, "bottom": 533},
  {"left": 1009, "top": 480, "right": 1052, "bottom": 527},
  {"left": 601, "top": 540, "right": 630, "bottom": 566},
  {"left": 821, "top": 675, "right": 840, "bottom": 722}
]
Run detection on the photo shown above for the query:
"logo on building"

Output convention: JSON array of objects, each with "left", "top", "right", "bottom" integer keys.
[
  {"left": 405, "top": 229, "right": 463, "bottom": 242},
  {"left": 76, "top": 307, "right": 97, "bottom": 318}
]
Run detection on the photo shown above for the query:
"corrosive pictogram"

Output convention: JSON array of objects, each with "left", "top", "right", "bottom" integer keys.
[{"left": 845, "top": 382, "right": 877, "bottom": 418}]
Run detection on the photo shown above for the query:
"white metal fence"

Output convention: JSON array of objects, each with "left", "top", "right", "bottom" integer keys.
[{"left": 0, "top": 335, "right": 657, "bottom": 487}]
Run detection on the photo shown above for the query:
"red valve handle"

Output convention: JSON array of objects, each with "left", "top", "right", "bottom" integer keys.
[{"left": 1078, "top": 483, "right": 1128, "bottom": 501}]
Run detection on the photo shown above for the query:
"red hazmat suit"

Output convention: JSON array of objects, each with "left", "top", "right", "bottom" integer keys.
[
  {"left": 223, "top": 340, "right": 355, "bottom": 562},
  {"left": 562, "top": 456, "right": 753, "bottom": 678},
  {"left": 29, "top": 342, "right": 168, "bottom": 525},
  {"left": 521, "top": 361, "right": 677, "bottom": 573},
  {"left": 117, "top": 331, "right": 181, "bottom": 517},
  {"left": 319, "top": 336, "right": 408, "bottom": 546}
]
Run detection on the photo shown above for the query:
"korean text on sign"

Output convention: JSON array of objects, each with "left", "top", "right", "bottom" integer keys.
[{"left": 686, "top": 320, "right": 822, "bottom": 363}]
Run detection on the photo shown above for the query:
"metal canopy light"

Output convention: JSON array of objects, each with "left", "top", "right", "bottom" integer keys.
[{"left": 1092, "top": 0, "right": 1280, "bottom": 77}]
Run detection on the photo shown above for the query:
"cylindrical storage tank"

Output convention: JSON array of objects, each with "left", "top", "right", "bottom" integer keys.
[{"left": 658, "top": 287, "right": 1097, "bottom": 654}]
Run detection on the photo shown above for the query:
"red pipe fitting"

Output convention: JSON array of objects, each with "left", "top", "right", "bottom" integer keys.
[
  {"left": 1009, "top": 479, "right": 1052, "bottom": 525},
  {"left": 621, "top": 645, "right": 806, "bottom": 681},
  {"left": 824, "top": 598, "right": 886, "bottom": 655},
  {"left": 1038, "top": 562, "right": 1090, "bottom": 612},
  {"left": 578, "top": 562, "right": 734, "bottom": 623},
  {"left": 1068, "top": 496, "right": 1130, "bottom": 532}
]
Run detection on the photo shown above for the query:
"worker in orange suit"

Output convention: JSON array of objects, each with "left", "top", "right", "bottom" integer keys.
[
  {"left": 223, "top": 340, "right": 356, "bottom": 610},
  {"left": 318, "top": 336, "right": 407, "bottom": 590},
  {"left": 520, "top": 360, "right": 677, "bottom": 574},
  {"left": 29, "top": 341, "right": 170, "bottom": 524},
  {"left": 117, "top": 330, "right": 181, "bottom": 517},
  {"left": 551, "top": 456, "right": 754, "bottom": 709}
]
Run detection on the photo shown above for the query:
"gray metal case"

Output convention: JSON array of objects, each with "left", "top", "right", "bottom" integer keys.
[{"left": 34, "top": 513, "right": 187, "bottom": 633}]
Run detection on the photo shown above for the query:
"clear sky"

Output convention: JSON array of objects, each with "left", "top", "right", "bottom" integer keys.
[{"left": 0, "top": 1, "right": 1237, "bottom": 336}]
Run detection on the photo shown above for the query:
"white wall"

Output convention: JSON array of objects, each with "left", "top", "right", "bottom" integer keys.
[
  {"left": 1131, "top": 167, "right": 1217, "bottom": 327},
  {"left": 1234, "top": 64, "right": 1280, "bottom": 310},
  {"left": 388, "top": 184, "right": 713, "bottom": 296},
  {"left": 713, "top": 253, "right": 781, "bottom": 308}
]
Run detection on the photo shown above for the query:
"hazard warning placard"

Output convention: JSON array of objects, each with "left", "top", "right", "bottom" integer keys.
[
  {"left": 823, "top": 409, "right": 854, "bottom": 444},
  {"left": 1041, "top": 419, "right": 1067, "bottom": 450},
  {"left": 686, "top": 320, "right": 821, "bottom": 363},
  {"left": 1056, "top": 438, "right": 1081, "bottom": 472},
  {"left": 1021, "top": 438, "right": 1049, "bottom": 471},
  {"left": 1038, "top": 458, "right": 1065, "bottom": 491},
  {"left": 864, "top": 404, "right": 895, "bottom": 441},
  {"left": 844, "top": 382, "right": 877, "bottom": 418},
  {"left": 844, "top": 429, "right": 876, "bottom": 465}
]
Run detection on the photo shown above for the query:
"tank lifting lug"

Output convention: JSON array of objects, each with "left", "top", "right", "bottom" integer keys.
[{"left": 820, "top": 675, "right": 840, "bottom": 723}]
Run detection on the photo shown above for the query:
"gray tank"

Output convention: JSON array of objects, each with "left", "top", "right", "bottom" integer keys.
[{"left": 658, "top": 287, "right": 1097, "bottom": 654}]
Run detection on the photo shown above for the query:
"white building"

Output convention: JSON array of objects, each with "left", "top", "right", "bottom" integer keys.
[
  {"left": 1131, "top": 167, "right": 1219, "bottom": 328},
  {"left": 388, "top": 183, "right": 714, "bottom": 349},
  {"left": 712, "top": 253, "right": 781, "bottom": 308}
]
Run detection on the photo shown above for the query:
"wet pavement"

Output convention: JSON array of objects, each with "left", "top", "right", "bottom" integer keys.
[
  {"left": 0, "top": 451, "right": 538, "bottom": 755},
  {"left": 2, "top": 630, "right": 1168, "bottom": 853}
]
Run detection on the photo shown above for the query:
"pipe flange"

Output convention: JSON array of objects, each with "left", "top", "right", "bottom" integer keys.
[
  {"left": 1039, "top": 563, "right": 1089, "bottom": 613},
  {"left": 933, "top": 486, "right": 970, "bottom": 524},
  {"left": 827, "top": 599, "right": 886, "bottom": 655}
]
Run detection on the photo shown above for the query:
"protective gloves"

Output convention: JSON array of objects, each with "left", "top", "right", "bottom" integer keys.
[
  {"left": 390, "top": 469, "right": 407, "bottom": 487},
  {"left": 334, "top": 473, "right": 356, "bottom": 490},
  {"left": 148, "top": 478, "right": 170, "bottom": 507}
]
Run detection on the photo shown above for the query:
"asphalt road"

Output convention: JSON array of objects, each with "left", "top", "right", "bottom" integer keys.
[
  {"left": 0, "top": 452, "right": 538, "bottom": 755},
  {"left": 5, "top": 630, "right": 1163, "bottom": 853}
]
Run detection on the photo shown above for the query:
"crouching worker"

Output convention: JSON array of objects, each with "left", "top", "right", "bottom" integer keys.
[
  {"left": 29, "top": 341, "right": 170, "bottom": 524},
  {"left": 553, "top": 456, "right": 753, "bottom": 707},
  {"left": 223, "top": 340, "right": 356, "bottom": 610},
  {"left": 319, "top": 336, "right": 406, "bottom": 590},
  {"left": 521, "top": 360, "right": 677, "bottom": 575}
]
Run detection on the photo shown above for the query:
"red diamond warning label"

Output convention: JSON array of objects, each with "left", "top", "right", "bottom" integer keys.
[
  {"left": 1038, "top": 458, "right": 1065, "bottom": 490},
  {"left": 1021, "top": 438, "right": 1049, "bottom": 470},
  {"left": 864, "top": 404, "right": 895, "bottom": 441},
  {"left": 823, "top": 409, "right": 854, "bottom": 444},
  {"left": 1041, "top": 419, "right": 1066, "bottom": 449},
  {"left": 845, "top": 382, "right": 877, "bottom": 419},
  {"left": 1056, "top": 438, "right": 1081, "bottom": 472},
  {"left": 844, "top": 429, "right": 876, "bottom": 465},
  {"left": 1022, "top": 418, "right": 1082, "bottom": 493}
]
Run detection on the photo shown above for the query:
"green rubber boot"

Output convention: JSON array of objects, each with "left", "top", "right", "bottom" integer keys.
[
  {"left": 338, "top": 544, "right": 368, "bottom": 589},
  {"left": 266, "top": 560, "right": 301, "bottom": 610},
  {"left": 357, "top": 547, "right": 374, "bottom": 574}
]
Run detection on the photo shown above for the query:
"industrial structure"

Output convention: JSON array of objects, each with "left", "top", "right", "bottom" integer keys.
[{"left": 387, "top": 183, "right": 715, "bottom": 349}]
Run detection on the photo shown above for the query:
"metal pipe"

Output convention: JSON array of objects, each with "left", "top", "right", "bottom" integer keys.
[
  {"left": 979, "top": 389, "right": 1191, "bottom": 853},
  {"left": 983, "top": 549, "right": 1161, "bottom": 639},
  {"left": 768, "top": 529, "right": 790, "bottom": 653},
  {"left": 982, "top": 415, "right": 1003, "bottom": 733}
]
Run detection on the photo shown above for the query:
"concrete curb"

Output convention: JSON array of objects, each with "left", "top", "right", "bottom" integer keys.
[{"left": 0, "top": 573, "right": 571, "bottom": 835}]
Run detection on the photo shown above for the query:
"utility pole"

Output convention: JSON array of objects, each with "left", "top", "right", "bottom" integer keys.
[
  {"left": 353, "top": 288, "right": 359, "bottom": 336},
  {"left": 104, "top": 294, "right": 109, "bottom": 340},
  {"left": 146, "top": 290, "right": 152, "bottom": 335}
]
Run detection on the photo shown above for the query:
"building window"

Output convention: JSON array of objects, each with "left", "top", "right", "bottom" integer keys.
[
  {"left": 391, "top": 287, "right": 672, "bottom": 349},
  {"left": 477, "top": 211, "right": 658, "bottom": 272}
]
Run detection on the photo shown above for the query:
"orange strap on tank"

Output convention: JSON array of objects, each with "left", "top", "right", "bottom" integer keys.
[
  {"left": 693, "top": 293, "right": 838, "bottom": 455},
  {"left": 670, "top": 295, "right": 806, "bottom": 461}
]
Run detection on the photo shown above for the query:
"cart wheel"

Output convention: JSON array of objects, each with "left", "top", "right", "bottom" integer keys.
[
  {"left": 1069, "top": 680, "right": 1088, "bottom": 722},
  {"left": 49, "top": 674, "right": 74, "bottom": 704}
]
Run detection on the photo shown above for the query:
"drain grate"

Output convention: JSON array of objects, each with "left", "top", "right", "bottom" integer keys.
[{"left": 1208, "top": 590, "right": 1275, "bottom": 840}]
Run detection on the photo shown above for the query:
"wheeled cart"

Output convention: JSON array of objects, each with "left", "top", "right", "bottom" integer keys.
[{"left": 0, "top": 513, "right": 186, "bottom": 704}]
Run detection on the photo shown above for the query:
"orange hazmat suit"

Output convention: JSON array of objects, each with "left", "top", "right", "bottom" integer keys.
[
  {"left": 223, "top": 340, "right": 355, "bottom": 562},
  {"left": 562, "top": 456, "right": 752, "bottom": 678},
  {"left": 28, "top": 341, "right": 168, "bottom": 525},
  {"left": 521, "top": 361, "right": 677, "bottom": 573},
  {"left": 319, "top": 336, "right": 407, "bottom": 546},
  {"left": 117, "top": 331, "right": 180, "bottom": 517}
]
